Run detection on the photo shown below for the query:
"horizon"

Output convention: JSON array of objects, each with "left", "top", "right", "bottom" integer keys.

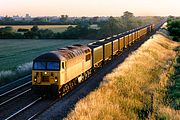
[
  {"left": 0, "top": 14, "right": 172, "bottom": 18},
  {"left": 0, "top": 0, "right": 180, "bottom": 17}
]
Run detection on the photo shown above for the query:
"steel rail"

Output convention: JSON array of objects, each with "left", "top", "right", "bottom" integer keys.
[
  {"left": 0, "top": 74, "right": 31, "bottom": 90},
  {"left": 4, "top": 97, "right": 42, "bottom": 120},
  {"left": 0, "top": 88, "right": 31, "bottom": 106},
  {"left": 0, "top": 81, "right": 31, "bottom": 97}
]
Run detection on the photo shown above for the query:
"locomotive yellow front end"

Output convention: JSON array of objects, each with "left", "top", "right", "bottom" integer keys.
[
  {"left": 32, "top": 52, "right": 63, "bottom": 96},
  {"left": 32, "top": 44, "right": 92, "bottom": 97}
]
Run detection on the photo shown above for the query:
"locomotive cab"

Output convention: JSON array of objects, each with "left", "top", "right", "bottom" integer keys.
[{"left": 32, "top": 52, "right": 65, "bottom": 96}]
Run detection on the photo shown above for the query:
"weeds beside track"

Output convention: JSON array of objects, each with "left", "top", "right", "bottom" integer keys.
[{"left": 65, "top": 33, "right": 180, "bottom": 120}]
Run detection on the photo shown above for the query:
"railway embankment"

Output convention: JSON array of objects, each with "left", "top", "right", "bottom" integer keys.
[{"left": 65, "top": 33, "right": 180, "bottom": 119}]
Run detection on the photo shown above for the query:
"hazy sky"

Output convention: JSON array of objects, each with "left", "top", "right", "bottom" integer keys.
[{"left": 0, "top": 0, "right": 179, "bottom": 17}]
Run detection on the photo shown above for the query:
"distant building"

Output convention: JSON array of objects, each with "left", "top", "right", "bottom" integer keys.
[
  {"left": 25, "top": 14, "right": 32, "bottom": 21},
  {"left": 25, "top": 14, "right": 31, "bottom": 18},
  {"left": 12, "top": 15, "right": 23, "bottom": 21},
  {"left": 0, "top": 16, "right": 4, "bottom": 20}
]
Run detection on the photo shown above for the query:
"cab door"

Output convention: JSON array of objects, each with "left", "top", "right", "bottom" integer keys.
[{"left": 60, "top": 61, "right": 66, "bottom": 85}]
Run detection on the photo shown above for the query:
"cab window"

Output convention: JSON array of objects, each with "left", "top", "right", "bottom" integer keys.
[
  {"left": 62, "top": 62, "right": 65, "bottom": 69},
  {"left": 47, "top": 62, "right": 59, "bottom": 70},
  {"left": 33, "top": 62, "right": 46, "bottom": 70},
  {"left": 86, "top": 54, "right": 91, "bottom": 61}
]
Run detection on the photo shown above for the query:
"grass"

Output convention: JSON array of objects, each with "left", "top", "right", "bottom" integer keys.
[
  {"left": 0, "top": 62, "right": 32, "bottom": 85},
  {"left": 65, "top": 33, "right": 180, "bottom": 120},
  {"left": 0, "top": 25, "right": 75, "bottom": 33},
  {"left": 0, "top": 39, "right": 95, "bottom": 85},
  {"left": 156, "top": 51, "right": 180, "bottom": 119},
  {"left": 167, "top": 55, "right": 180, "bottom": 110}
]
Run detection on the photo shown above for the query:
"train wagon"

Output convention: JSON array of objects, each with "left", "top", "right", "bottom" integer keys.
[
  {"left": 102, "top": 39, "right": 113, "bottom": 61},
  {"left": 124, "top": 33, "right": 129, "bottom": 48},
  {"left": 32, "top": 44, "right": 92, "bottom": 96},
  {"left": 110, "top": 36, "right": 119, "bottom": 56},
  {"left": 112, "top": 38, "right": 119, "bottom": 55},
  {"left": 138, "top": 28, "right": 143, "bottom": 39},
  {"left": 136, "top": 30, "right": 139, "bottom": 41},
  {"left": 128, "top": 31, "right": 133, "bottom": 45},
  {"left": 132, "top": 30, "right": 136, "bottom": 42},
  {"left": 88, "top": 42, "right": 103, "bottom": 68},
  {"left": 119, "top": 35, "right": 124, "bottom": 51}
]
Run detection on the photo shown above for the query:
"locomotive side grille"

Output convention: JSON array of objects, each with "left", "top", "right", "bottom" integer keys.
[{"left": 42, "top": 76, "right": 49, "bottom": 82}]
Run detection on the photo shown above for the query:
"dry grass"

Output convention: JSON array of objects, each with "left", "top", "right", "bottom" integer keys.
[
  {"left": 65, "top": 33, "right": 180, "bottom": 120},
  {"left": 0, "top": 62, "right": 32, "bottom": 85}
]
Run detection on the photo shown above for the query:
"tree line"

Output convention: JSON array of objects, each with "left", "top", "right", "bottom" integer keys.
[
  {"left": 0, "top": 12, "right": 163, "bottom": 39},
  {"left": 167, "top": 16, "right": 180, "bottom": 42}
]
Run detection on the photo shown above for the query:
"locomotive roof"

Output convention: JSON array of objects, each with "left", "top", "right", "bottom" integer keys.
[{"left": 34, "top": 44, "right": 91, "bottom": 61}]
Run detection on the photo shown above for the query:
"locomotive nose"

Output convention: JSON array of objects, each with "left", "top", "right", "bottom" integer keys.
[{"left": 33, "top": 71, "right": 59, "bottom": 84}]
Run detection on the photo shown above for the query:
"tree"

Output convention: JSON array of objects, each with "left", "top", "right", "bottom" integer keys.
[
  {"left": 122, "top": 11, "right": 134, "bottom": 20},
  {"left": 17, "top": 28, "right": 29, "bottom": 32},
  {"left": 167, "top": 17, "right": 180, "bottom": 42},
  {"left": 0, "top": 26, "right": 13, "bottom": 33},
  {"left": 31, "top": 25, "right": 39, "bottom": 32},
  {"left": 38, "top": 29, "right": 54, "bottom": 39},
  {"left": 60, "top": 15, "right": 68, "bottom": 24}
]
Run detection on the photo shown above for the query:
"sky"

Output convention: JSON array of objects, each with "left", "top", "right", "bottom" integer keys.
[{"left": 0, "top": 0, "right": 179, "bottom": 17}]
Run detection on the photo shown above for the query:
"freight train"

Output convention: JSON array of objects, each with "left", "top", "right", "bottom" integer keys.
[{"left": 32, "top": 21, "right": 165, "bottom": 97}]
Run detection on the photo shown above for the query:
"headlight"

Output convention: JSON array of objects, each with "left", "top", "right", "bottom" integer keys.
[
  {"left": 54, "top": 77, "right": 58, "bottom": 82},
  {"left": 34, "top": 76, "right": 37, "bottom": 82}
]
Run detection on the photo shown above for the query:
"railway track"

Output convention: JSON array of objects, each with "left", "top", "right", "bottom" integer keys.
[
  {"left": 0, "top": 74, "right": 32, "bottom": 95},
  {"left": 0, "top": 91, "right": 60, "bottom": 120},
  {"left": 0, "top": 75, "right": 60, "bottom": 120},
  {"left": 4, "top": 97, "right": 42, "bottom": 120},
  {"left": 0, "top": 83, "right": 39, "bottom": 120},
  {"left": 0, "top": 80, "right": 32, "bottom": 107}
]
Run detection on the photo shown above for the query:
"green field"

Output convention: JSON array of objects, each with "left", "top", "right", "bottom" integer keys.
[
  {"left": 0, "top": 39, "right": 95, "bottom": 71},
  {"left": 0, "top": 25, "right": 75, "bottom": 33}
]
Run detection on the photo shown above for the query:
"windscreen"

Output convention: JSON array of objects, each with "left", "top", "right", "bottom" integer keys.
[
  {"left": 47, "top": 62, "right": 59, "bottom": 70},
  {"left": 33, "top": 61, "right": 60, "bottom": 70}
]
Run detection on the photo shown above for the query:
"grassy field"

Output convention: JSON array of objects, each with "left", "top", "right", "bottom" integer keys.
[
  {"left": 65, "top": 33, "right": 180, "bottom": 119},
  {"left": 0, "top": 39, "right": 95, "bottom": 85},
  {"left": 0, "top": 25, "right": 75, "bottom": 33}
]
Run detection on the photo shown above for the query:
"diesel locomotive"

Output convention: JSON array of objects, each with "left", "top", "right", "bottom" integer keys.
[{"left": 32, "top": 22, "right": 164, "bottom": 97}]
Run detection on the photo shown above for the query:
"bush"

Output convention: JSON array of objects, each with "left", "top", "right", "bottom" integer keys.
[
  {"left": 167, "top": 17, "right": 180, "bottom": 41},
  {"left": 17, "top": 28, "right": 29, "bottom": 32},
  {"left": 0, "top": 62, "right": 32, "bottom": 85}
]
